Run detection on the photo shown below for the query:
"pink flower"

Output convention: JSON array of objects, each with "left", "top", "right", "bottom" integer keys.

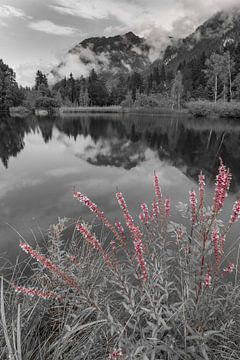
[
  {"left": 165, "top": 198, "right": 170, "bottom": 218},
  {"left": 152, "top": 197, "right": 159, "bottom": 219},
  {"left": 111, "top": 240, "right": 116, "bottom": 253},
  {"left": 19, "top": 242, "right": 79, "bottom": 290},
  {"left": 213, "top": 159, "right": 231, "bottom": 214},
  {"left": 211, "top": 226, "right": 221, "bottom": 270},
  {"left": 176, "top": 227, "right": 184, "bottom": 243},
  {"left": 154, "top": 172, "right": 162, "bottom": 217},
  {"left": 204, "top": 271, "right": 212, "bottom": 288},
  {"left": 70, "top": 255, "right": 77, "bottom": 262},
  {"left": 110, "top": 349, "right": 123, "bottom": 359},
  {"left": 139, "top": 202, "right": 152, "bottom": 224},
  {"left": 115, "top": 220, "right": 127, "bottom": 244},
  {"left": 76, "top": 223, "right": 112, "bottom": 268},
  {"left": 229, "top": 199, "right": 240, "bottom": 224},
  {"left": 149, "top": 211, "right": 155, "bottom": 222},
  {"left": 12, "top": 284, "right": 61, "bottom": 300},
  {"left": 223, "top": 262, "right": 234, "bottom": 274},
  {"left": 141, "top": 202, "right": 150, "bottom": 223},
  {"left": 74, "top": 191, "right": 123, "bottom": 245},
  {"left": 198, "top": 172, "right": 205, "bottom": 211},
  {"left": 116, "top": 192, "right": 148, "bottom": 281},
  {"left": 189, "top": 190, "right": 197, "bottom": 224}
]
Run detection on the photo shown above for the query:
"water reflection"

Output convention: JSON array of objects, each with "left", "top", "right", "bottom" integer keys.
[
  {"left": 1, "top": 114, "right": 240, "bottom": 191},
  {"left": 0, "top": 113, "right": 240, "bottom": 263}
]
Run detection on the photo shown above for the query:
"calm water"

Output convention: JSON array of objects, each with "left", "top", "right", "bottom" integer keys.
[{"left": 1, "top": 113, "right": 240, "bottom": 265}]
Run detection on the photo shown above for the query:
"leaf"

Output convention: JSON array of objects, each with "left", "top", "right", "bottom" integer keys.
[
  {"left": 203, "top": 330, "right": 221, "bottom": 338},
  {"left": 65, "top": 324, "right": 71, "bottom": 332},
  {"left": 62, "top": 320, "right": 107, "bottom": 340},
  {"left": 134, "top": 346, "right": 145, "bottom": 356}
]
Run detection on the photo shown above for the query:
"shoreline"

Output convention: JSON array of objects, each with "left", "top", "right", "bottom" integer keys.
[{"left": 59, "top": 106, "right": 189, "bottom": 116}]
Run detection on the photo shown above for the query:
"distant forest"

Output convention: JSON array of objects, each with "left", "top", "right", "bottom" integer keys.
[{"left": 1, "top": 41, "right": 240, "bottom": 111}]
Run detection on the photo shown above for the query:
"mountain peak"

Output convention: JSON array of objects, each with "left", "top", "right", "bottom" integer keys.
[
  {"left": 124, "top": 31, "right": 139, "bottom": 39},
  {"left": 53, "top": 31, "right": 151, "bottom": 82}
]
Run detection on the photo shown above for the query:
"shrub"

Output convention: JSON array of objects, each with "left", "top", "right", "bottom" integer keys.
[
  {"left": 217, "top": 102, "right": 240, "bottom": 118},
  {"left": 186, "top": 101, "right": 214, "bottom": 117},
  {"left": 187, "top": 100, "right": 240, "bottom": 118},
  {"left": 1, "top": 161, "right": 240, "bottom": 359},
  {"left": 35, "top": 96, "right": 59, "bottom": 109}
]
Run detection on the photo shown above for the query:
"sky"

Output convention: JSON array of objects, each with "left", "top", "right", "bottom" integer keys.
[{"left": 1, "top": 0, "right": 240, "bottom": 86}]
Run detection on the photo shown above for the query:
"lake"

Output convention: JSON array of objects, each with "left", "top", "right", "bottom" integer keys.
[{"left": 0, "top": 113, "right": 240, "bottom": 267}]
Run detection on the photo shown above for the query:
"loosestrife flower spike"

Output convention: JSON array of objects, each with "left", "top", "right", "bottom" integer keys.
[
  {"left": 211, "top": 226, "right": 221, "bottom": 271},
  {"left": 154, "top": 172, "right": 162, "bottom": 217},
  {"left": 176, "top": 227, "right": 184, "bottom": 243},
  {"left": 140, "top": 202, "right": 150, "bottom": 224},
  {"left": 115, "top": 220, "right": 127, "bottom": 244},
  {"left": 152, "top": 197, "right": 159, "bottom": 219},
  {"left": 198, "top": 172, "right": 205, "bottom": 212},
  {"left": 116, "top": 191, "right": 148, "bottom": 281},
  {"left": 12, "top": 284, "right": 61, "bottom": 300},
  {"left": 189, "top": 190, "right": 197, "bottom": 224},
  {"left": 204, "top": 270, "right": 212, "bottom": 288},
  {"left": 223, "top": 263, "right": 235, "bottom": 274},
  {"left": 213, "top": 159, "right": 231, "bottom": 215},
  {"left": 76, "top": 223, "right": 112, "bottom": 268},
  {"left": 19, "top": 242, "right": 79, "bottom": 290},
  {"left": 73, "top": 191, "right": 124, "bottom": 246},
  {"left": 229, "top": 199, "right": 240, "bottom": 224},
  {"left": 165, "top": 198, "right": 171, "bottom": 218}
]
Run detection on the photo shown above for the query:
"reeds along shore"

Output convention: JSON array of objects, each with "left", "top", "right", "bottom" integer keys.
[
  {"left": 59, "top": 105, "right": 123, "bottom": 113},
  {"left": 59, "top": 106, "right": 189, "bottom": 115}
]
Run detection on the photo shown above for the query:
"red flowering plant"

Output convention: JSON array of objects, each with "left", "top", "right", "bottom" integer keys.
[{"left": 1, "top": 160, "right": 240, "bottom": 359}]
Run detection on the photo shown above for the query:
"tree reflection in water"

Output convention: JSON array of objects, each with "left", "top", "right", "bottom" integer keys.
[{"left": 1, "top": 113, "right": 240, "bottom": 192}]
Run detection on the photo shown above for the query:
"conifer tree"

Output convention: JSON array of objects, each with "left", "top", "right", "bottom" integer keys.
[
  {"left": 35, "top": 70, "right": 48, "bottom": 90},
  {"left": 83, "top": 88, "right": 90, "bottom": 106},
  {"left": 79, "top": 86, "right": 85, "bottom": 106},
  {"left": 171, "top": 71, "right": 183, "bottom": 110},
  {"left": 0, "top": 59, "right": 21, "bottom": 111}
]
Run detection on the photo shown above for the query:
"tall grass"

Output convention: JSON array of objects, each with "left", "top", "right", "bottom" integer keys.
[
  {"left": 1, "top": 160, "right": 240, "bottom": 359},
  {"left": 60, "top": 106, "right": 123, "bottom": 114}
]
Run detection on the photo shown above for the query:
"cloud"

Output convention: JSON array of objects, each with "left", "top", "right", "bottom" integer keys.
[
  {"left": 50, "top": 0, "right": 140, "bottom": 21},
  {"left": 0, "top": 5, "right": 26, "bottom": 18},
  {"left": 50, "top": 0, "right": 177, "bottom": 29},
  {"left": 15, "top": 60, "right": 56, "bottom": 87},
  {"left": 50, "top": 0, "right": 240, "bottom": 42},
  {"left": 50, "top": 0, "right": 181, "bottom": 61},
  {"left": 173, "top": 0, "right": 240, "bottom": 37},
  {"left": 29, "top": 20, "right": 78, "bottom": 36},
  {"left": 49, "top": 48, "right": 111, "bottom": 83}
]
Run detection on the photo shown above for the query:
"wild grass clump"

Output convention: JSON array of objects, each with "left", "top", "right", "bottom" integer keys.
[
  {"left": 187, "top": 100, "right": 240, "bottom": 118},
  {"left": 1, "top": 160, "right": 240, "bottom": 359},
  {"left": 60, "top": 105, "right": 123, "bottom": 114}
]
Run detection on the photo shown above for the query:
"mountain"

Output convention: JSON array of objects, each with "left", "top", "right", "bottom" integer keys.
[
  {"left": 51, "top": 7, "right": 240, "bottom": 106},
  {"left": 52, "top": 32, "right": 151, "bottom": 81},
  {"left": 160, "top": 7, "right": 240, "bottom": 73},
  {"left": 53, "top": 8, "right": 240, "bottom": 82}
]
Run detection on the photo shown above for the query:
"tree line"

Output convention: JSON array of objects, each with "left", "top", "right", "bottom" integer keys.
[{"left": 2, "top": 41, "right": 240, "bottom": 112}]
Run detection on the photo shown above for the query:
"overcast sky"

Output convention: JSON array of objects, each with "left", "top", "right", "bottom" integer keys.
[{"left": 1, "top": 0, "right": 240, "bottom": 86}]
